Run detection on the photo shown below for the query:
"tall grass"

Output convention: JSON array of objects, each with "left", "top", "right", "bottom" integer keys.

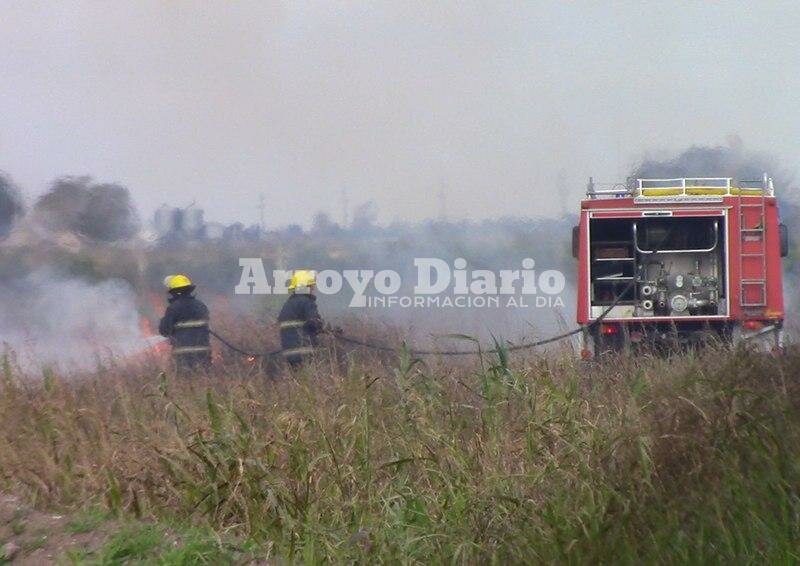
[{"left": 0, "top": 345, "right": 798, "bottom": 562}]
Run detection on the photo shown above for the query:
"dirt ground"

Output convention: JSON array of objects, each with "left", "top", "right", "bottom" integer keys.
[{"left": 0, "top": 493, "right": 113, "bottom": 564}]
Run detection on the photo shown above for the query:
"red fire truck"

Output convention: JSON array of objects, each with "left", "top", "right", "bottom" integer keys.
[{"left": 573, "top": 176, "right": 789, "bottom": 355}]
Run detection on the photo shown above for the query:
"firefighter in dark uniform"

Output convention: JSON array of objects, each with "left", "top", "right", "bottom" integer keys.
[
  {"left": 278, "top": 270, "right": 324, "bottom": 367},
  {"left": 159, "top": 274, "right": 212, "bottom": 372}
]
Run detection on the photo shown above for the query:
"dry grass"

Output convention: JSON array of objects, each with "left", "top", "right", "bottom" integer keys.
[{"left": 0, "top": 343, "right": 799, "bottom": 563}]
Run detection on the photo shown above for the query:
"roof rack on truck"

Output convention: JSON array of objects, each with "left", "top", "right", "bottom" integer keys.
[{"left": 586, "top": 174, "right": 775, "bottom": 200}]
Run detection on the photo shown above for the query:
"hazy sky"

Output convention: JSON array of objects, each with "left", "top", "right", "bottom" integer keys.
[{"left": 2, "top": 1, "right": 800, "bottom": 227}]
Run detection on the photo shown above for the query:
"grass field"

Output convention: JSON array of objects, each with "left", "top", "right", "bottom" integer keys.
[{"left": 0, "top": 344, "right": 799, "bottom": 563}]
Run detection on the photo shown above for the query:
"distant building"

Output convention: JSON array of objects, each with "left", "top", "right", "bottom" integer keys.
[
  {"left": 153, "top": 205, "right": 205, "bottom": 241},
  {"left": 152, "top": 205, "right": 264, "bottom": 244},
  {"left": 154, "top": 205, "right": 177, "bottom": 238}
]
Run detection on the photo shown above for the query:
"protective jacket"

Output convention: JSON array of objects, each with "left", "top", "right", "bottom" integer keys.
[
  {"left": 278, "top": 294, "right": 323, "bottom": 365},
  {"left": 159, "top": 292, "right": 211, "bottom": 368}
]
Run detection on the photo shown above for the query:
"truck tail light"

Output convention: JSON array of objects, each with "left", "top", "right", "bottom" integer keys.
[
  {"left": 743, "top": 320, "right": 764, "bottom": 331},
  {"left": 600, "top": 323, "right": 620, "bottom": 335}
]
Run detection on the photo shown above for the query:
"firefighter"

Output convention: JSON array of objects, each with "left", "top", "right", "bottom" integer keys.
[
  {"left": 278, "top": 270, "right": 324, "bottom": 367},
  {"left": 158, "top": 274, "right": 212, "bottom": 372}
]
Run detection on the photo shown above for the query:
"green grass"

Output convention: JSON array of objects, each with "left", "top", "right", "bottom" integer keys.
[
  {"left": 96, "top": 524, "right": 162, "bottom": 563},
  {"left": 155, "top": 526, "right": 240, "bottom": 565},
  {"left": 10, "top": 519, "right": 26, "bottom": 535},
  {"left": 1, "top": 345, "right": 800, "bottom": 563},
  {"left": 66, "top": 507, "right": 108, "bottom": 535},
  {"left": 58, "top": 522, "right": 240, "bottom": 565},
  {"left": 21, "top": 532, "right": 48, "bottom": 553}
]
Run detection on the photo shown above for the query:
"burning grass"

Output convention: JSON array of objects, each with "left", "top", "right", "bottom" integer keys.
[{"left": 0, "top": 345, "right": 799, "bottom": 562}]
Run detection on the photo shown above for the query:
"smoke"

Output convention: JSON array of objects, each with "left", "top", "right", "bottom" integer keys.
[
  {"left": 274, "top": 216, "right": 577, "bottom": 343},
  {"left": 631, "top": 138, "right": 795, "bottom": 191},
  {"left": 0, "top": 269, "right": 146, "bottom": 370},
  {"left": 34, "top": 176, "right": 139, "bottom": 242},
  {"left": 0, "top": 172, "right": 24, "bottom": 238},
  {"left": 0, "top": 176, "right": 148, "bottom": 370}
]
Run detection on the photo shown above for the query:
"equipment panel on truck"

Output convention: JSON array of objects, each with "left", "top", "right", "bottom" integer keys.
[{"left": 574, "top": 176, "right": 787, "bottom": 355}]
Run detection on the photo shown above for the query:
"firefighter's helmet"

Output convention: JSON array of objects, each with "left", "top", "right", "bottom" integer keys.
[
  {"left": 288, "top": 270, "right": 316, "bottom": 292},
  {"left": 164, "top": 274, "right": 194, "bottom": 292}
]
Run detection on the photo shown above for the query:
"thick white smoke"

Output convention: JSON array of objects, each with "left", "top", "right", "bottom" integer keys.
[{"left": 0, "top": 269, "right": 147, "bottom": 370}]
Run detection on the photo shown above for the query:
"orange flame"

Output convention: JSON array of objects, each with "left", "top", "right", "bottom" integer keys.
[{"left": 139, "top": 316, "right": 170, "bottom": 356}]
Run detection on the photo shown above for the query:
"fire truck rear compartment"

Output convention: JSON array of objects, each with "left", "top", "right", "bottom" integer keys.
[{"left": 590, "top": 217, "right": 726, "bottom": 318}]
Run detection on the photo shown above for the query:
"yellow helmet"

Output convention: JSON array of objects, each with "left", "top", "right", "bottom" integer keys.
[
  {"left": 288, "top": 269, "right": 316, "bottom": 292},
  {"left": 164, "top": 274, "right": 193, "bottom": 291}
]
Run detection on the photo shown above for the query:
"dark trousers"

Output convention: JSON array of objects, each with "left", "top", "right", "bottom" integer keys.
[
  {"left": 174, "top": 353, "right": 212, "bottom": 375},
  {"left": 285, "top": 354, "right": 306, "bottom": 369}
]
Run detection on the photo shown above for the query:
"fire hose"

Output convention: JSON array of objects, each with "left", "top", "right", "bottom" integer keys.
[
  {"left": 209, "top": 300, "right": 612, "bottom": 359},
  {"left": 207, "top": 273, "right": 636, "bottom": 359},
  {"left": 330, "top": 287, "right": 623, "bottom": 356},
  {"left": 209, "top": 329, "right": 283, "bottom": 358},
  {"left": 207, "top": 230, "right": 673, "bottom": 359}
]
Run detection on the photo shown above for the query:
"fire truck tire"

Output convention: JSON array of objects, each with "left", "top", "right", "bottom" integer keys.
[{"left": 731, "top": 323, "right": 785, "bottom": 352}]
